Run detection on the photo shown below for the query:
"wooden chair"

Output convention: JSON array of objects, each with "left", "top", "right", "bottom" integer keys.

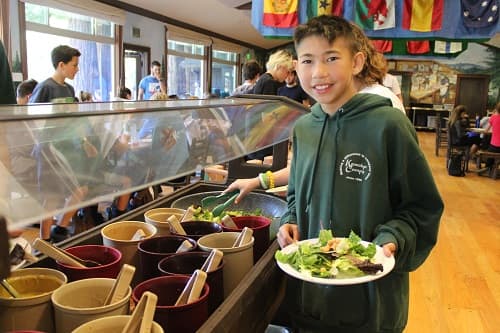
[{"left": 435, "top": 117, "right": 448, "bottom": 156}]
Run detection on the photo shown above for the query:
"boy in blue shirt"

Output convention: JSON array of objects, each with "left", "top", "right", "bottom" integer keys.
[{"left": 137, "top": 60, "right": 161, "bottom": 100}]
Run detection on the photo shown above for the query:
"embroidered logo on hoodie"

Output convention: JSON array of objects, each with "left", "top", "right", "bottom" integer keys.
[{"left": 339, "top": 153, "right": 372, "bottom": 182}]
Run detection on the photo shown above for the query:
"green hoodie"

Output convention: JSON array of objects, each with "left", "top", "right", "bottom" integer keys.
[{"left": 280, "top": 93, "right": 443, "bottom": 333}]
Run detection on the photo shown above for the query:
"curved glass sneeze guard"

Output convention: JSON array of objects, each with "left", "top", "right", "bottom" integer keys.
[{"left": 0, "top": 97, "right": 306, "bottom": 228}]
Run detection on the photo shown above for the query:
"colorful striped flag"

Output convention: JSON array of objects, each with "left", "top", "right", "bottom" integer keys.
[
  {"left": 354, "top": 0, "right": 396, "bottom": 30},
  {"left": 402, "top": 0, "right": 444, "bottom": 32},
  {"left": 263, "top": 0, "right": 299, "bottom": 28},
  {"left": 308, "top": 0, "right": 344, "bottom": 18}
]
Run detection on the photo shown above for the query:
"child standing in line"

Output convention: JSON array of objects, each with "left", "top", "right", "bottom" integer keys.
[
  {"left": 29, "top": 45, "right": 84, "bottom": 242},
  {"left": 277, "top": 15, "right": 443, "bottom": 333}
]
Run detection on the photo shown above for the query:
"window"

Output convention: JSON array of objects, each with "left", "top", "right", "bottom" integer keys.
[
  {"left": 168, "top": 40, "right": 205, "bottom": 98},
  {"left": 212, "top": 50, "right": 237, "bottom": 97},
  {"left": 25, "top": 3, "right": 115, "bottom": 101}
]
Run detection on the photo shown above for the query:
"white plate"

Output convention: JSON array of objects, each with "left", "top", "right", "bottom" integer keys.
[
  {"left": 265, "top": 185, "right": 288, "bottom": 194},
  {"left": 276, "top": 238, "right": 395, "bottom": 285},
  {"left": 10, "top": 237, "right": 31, "bottom": 271}
]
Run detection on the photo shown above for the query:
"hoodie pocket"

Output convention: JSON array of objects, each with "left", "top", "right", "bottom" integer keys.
[{"left": 300, "top": 282, "right": 370, "bottom": 327}]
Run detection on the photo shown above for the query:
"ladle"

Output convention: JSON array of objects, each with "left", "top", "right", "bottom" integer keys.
[
  {"left": 168, "top": 215, "right": 186, "bottom": 235},
  {"left": 1, "top": 279, "right": 20, "bottom": 298},
  {"left": 103, "top": 264, "right": 136, "bottom": 306},
  {"left": 176, "top": 239, "right": 194, "bottom": 253},
  {"left": 121, "top": 291, "right": 157, "bottom": 333},
  {"left": 32, "top": 238, "right": 100, "bottom": 267}
]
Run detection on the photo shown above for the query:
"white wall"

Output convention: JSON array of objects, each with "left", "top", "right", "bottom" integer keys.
[{"left": 123, "top": 12, "right": 165, "bottom": 65}]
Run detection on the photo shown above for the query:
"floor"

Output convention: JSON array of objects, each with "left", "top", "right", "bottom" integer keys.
[{"left": 17, "top": 131, "right": 500, "bottom": 333}]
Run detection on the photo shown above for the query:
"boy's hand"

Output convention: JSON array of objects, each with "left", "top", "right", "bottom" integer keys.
[
  {"left": 382, "top": 242, "right": 396, "bottom": 257},
  {"left": 223, "top": 178, "right": 260, "bottom": 204},
  {"left": 277, "top": 224, "right": 299, "bottom": 248}
]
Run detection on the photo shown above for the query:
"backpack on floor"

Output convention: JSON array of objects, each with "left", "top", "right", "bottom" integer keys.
[{"left": 447, "top": 152, "right": 465, "bottom": 177}]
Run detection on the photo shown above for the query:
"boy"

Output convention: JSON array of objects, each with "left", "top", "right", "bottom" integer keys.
[
  {"left": 16, "top": 79, "right": 38, "bottom": 105},
  {"left": 29, "top": 45, "right": 80, "bottom": 103},
  {"left": 277, "top": 16, "right": 443, "bottom": 333},
  {"left": 29, "top": 45, "right": 82, "bottom": 242},
  {"left": 137, "top": 60, "right": 161, "bottom": 100}
]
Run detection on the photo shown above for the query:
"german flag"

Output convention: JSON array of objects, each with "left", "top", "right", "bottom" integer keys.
[
  {"left": 402, "top": 0, "right": 444, "bottom": 32},
  {"left": 263, "top": 0, "right": 299, "bottom": 28}
]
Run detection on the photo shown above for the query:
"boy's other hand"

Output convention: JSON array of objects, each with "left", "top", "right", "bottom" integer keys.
[
  {"left": 277, "top": 224, "right": 299, "bottom": 248},
  {"left": 382, "top": 242, "right": 396, "bottom": 257}
]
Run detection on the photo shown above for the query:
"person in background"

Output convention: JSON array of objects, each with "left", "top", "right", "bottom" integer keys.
[
  {"left": 79, "top": 91, "right": 93, "bottom": 102},
  {"left": 381, "top": 58, "right": 403, "bottom": 102},
  {"left": 284, "top": 15, "right": 444, "bottom": 332},
  {"left": 30, "top": 45, "right": 79, "bottom": 103},
  {"left": 277, "top": 70, "right": 311, "bottom": 106},
  {"left": 481, "top": 102, "right": 500, "bottom": 173},
  {"left": 232, "top": 60, "right": 262, "bottom": 95},
  {"left": 0, "top": 41, "right": 16, "bottom": 104},
  {"left": 16, "top": 79, "right": 38, "bottom": 105},
  {"left": 119, "top": 87, "right": 132, "bottom": 100},
  {"left": 137, "top": 60, "right": 161, "bottom": 100},
  {"left": 448, "top": 105, "right": 480, "bottom": 157},
  {"left": 29, "top": 44, "right": 84, "bottom": 242},
  {"left": 248, "top": 49, "right": 294, "bottom": 161},
  {"left": 253, "top": 49, "right": 293, "bottom": 95}
]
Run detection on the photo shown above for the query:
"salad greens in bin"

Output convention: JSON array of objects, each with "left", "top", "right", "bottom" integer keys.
[
  {"left": 275, "top": 230, "right": 383, "bottom": 279},
  {"left": 190, "top": 205, "right": 263, "bottom": 223}
]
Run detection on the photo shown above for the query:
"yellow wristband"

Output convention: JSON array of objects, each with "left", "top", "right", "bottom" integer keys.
[{"left": 266, "top": 170, "right": 275, "bottom": 189}]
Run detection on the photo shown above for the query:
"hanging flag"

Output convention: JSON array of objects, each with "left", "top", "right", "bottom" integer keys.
[
  {"left": 308, "top": 0, "right": 344, "bottom": 18},
  {"left": 263, "top": 0, "right": 299, "bottom": 28},
  {"left": 402, "top": 0, "right": 444, "bottom": 32},
  {"left": 434, "top": 41, "right": 463, "bottom": 54},
  {"left": 371, "top": 39, "right": 393, "bottom": 53},
  {"left": 354, "top": 0, "right": 396, "bottom": 30},
  {"left": 406, "top": 40, "right": 430, "bottom": 54},
  {"left": 461, "top": 0, "right": 499, "bottom": 28}
]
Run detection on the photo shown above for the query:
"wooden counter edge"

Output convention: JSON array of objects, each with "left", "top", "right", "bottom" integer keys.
[{"left": 196, "top": 239, "right": 286, "bottom": 333}]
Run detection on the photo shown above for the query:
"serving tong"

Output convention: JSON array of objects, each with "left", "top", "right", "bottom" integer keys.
[
  {"left": 174, "top": 269, "right": 207, "bottom": 306},
  {"left": 32, "top": 238, "right": 101, "bottom": 267},
  {"left": 200, "top": 249, "right": 223, "bottom": 273},
  {"left": 121, "top": 291, "right": 157, "bottom": 333},
  {"left": 103, "top": 264, "right": 136, "bottom": 306},
  {"left": 200, "top": 191, "right": 239, "bottom": 217}
]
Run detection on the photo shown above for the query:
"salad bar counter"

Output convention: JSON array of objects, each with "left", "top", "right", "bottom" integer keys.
[{"left": 27, "top": 182, "right": 288, "bottom": 333}]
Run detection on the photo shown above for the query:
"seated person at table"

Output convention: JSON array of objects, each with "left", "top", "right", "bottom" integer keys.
[
  {"left": 481, "top": 102, "right": 500, "bottom": 170},
  {"left": 448, "top": 105, "right": 480, "bottom": 157}
]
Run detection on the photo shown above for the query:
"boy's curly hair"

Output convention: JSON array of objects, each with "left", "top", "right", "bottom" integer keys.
[{"left": 294, "top": 15, "right": 386, "bottom": 86}]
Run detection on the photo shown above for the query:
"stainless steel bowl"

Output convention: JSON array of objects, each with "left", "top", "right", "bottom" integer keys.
[{"left": 170, "top": 191, "right": 287, "bottom": 235}]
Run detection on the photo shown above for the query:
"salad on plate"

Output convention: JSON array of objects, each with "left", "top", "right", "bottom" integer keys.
[{"left": 275, "top": 230, "right": 392, "bottom": 282}]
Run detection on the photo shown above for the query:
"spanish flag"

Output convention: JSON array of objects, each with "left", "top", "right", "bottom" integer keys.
[
  {"left": 263, "top": 0, "right": 299, "bottom": 28},
  {"left": 354, "top": 0, "right": 395, "bottom": 30},
  {"left": 308, "top": 0, "right": 344, "bottom": 18},
  {"left": 402, "top": 0, "right": 444, "bottom": 32}
]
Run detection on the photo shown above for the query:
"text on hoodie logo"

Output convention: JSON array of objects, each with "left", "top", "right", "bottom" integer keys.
[{"left": 339, "top": 153, "right": 372, "bottom": 182}]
